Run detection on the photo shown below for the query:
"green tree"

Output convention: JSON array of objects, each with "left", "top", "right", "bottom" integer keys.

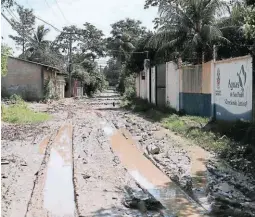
[
  {"left": 1, "top": 0, "right": 14, "bottom": 8},
  {"left": 1, "top": 44, "right": 12, "bottom": 76},
  {"left": 103, "top": 58, "right": 120, "bottom": 86},
  {"left": 216, "top": 2, "right": 254, "bottom": 58},
  {"left": 148, "top": 0, "right": 228, "bottom": 63},
  {"left": 24, "top": 25, "right": 50, "bottom": 59},
  {"left": 107, "top": 18, "right": 147, "bottom": 63},
  {"left": 9, "top": 6, "right": 35, "bottom": 55},
  {"left": 79, "top": 22, "right": 105, "bottom": 59},
  {"left": 31, "top": 25, "right": 50, "bottom": 49},
  {"left": 126, "top": 31, "right": 157, "bottom": 73},
  {"left": 53, "top": 23, "right": 105, "bottom": 59}
]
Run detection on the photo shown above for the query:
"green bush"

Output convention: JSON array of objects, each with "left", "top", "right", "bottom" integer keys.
[{"left": 2, "top": 95, "right": 50, "bottom": 124}]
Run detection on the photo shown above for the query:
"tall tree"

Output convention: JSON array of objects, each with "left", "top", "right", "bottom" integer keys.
[
  {"left": 9, "top": 6, "right": 35, "bottom": 55},
  {"left": 53, "top": 23, "right": 105, "bottom": 60},
  {"left": 1, "top": 0, "right": 14, "bottom": 8},
  {"left": 148, "top": 0, "right": 228, "bottom": 63},
  {"left": 216, "top": 1, "right": 254, "bottom": 59},
  {"left": 23, "top": 25, "right": 59, "bottom": 66},
  {"left": 103, "top": 58, "right": 120, "bottom": 85},
  {"left": 78, "top": 22, "right": 105, "bottom": 59},
  {"left": 107, "top": 18, "right": 147, "bottom": 63},
  {"left": 1, "top": 44, "right": 12, "bottom": 76}
]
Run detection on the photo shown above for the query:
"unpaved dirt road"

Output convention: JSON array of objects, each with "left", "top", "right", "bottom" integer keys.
[{"left": 2, "top": 89, "right": 255, "bottom": 217}]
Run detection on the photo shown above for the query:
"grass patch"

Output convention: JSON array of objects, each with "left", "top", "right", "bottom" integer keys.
[
  {"left": 122, "top": 97, "right": 255, "bottom": 176},
  {"left": 2, "top": 96, "right": 50, "bottom": 124}
]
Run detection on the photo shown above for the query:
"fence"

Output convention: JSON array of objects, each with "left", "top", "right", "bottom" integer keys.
[{"left": 136, "top": 55, "right": 253, "bottom": 122}]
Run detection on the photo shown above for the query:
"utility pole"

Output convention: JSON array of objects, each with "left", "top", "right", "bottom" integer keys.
[
  {"left": 145, "top": 51, "right": 149, "bottom": 59},
  {"left": 68, "top": 34, "right": 72, "bottom": 97}
]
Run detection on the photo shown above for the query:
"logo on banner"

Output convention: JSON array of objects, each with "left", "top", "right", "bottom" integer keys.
[
  {"left": 217, "top": 68, "right": 220, "bottom": 89},
  {"left": 215, "top": 68, "right": 221, "bottom": 96}
]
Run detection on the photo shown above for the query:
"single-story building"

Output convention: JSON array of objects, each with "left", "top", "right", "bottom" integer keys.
[{"left": 1, "top": 56, "right": 66, "bottom": 101}]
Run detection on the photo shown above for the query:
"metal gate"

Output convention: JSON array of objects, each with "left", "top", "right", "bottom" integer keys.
[{"left": 155, "top": 63, "right": 166, "bottom": 106}]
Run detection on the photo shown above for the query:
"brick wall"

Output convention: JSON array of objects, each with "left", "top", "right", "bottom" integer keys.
[{"left": 1, "top": 57, "right": 43, "bottom": 101}]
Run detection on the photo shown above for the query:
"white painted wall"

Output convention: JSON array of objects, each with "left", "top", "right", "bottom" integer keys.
[
  {"left": 146, "top": 67, "right": 150, "bottom": 101},
  {"left": 213, "top": 55, "right": 253, "bottom": 121},
  {"left": 136, "top": 75, "right": 140, "bottom": 97},
  {"left": 151, "top": 67, "right": 156, "bottom": 104},
  {"left": 139, "top": 71, "right": 147, "bottom": 99},
  {"left": 166, "top": 62, "right": 179, "bottom": 111}
]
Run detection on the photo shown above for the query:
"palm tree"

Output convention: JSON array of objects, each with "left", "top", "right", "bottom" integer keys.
[
  {"left": 23, "top": 25, "right": 51, "bottom": 62},
  {"left": 29, "top": 25, "right": 50, "bottom": 51},
  {"left": 112, "top": 33, "right": 135, "bottom": 63},
  {"left": 149, "top": 0, "right": 228, "bottom": 63}
]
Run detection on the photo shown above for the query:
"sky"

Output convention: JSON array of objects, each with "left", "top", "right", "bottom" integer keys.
[{"left": 1, "top": 0, "right": 158, "bottom": 65}]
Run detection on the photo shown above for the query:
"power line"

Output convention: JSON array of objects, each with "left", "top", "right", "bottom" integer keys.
[
  {"left": 1, "top": 11, "right": 65, "bottom": 63},
  {"left": 18, "top": 0, "right": 62, "bottom": 32},
  {"left": 53, "top": 0, "right": 70, "bottom": 25},
  {"left": 34, "top": 15, "right": 62, "bottom": 32}
]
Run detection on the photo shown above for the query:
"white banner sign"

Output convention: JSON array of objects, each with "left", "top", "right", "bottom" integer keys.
[{"left": 214, "top": 56, "right": 253, "bottom": 121}]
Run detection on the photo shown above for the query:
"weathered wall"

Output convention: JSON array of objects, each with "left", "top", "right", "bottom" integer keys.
[
  {"left": 43, "top": 69, "right": 57, "bottom": 99},
  {"left": 136, "top": 74, "right": 140, "bottom": 98},
  {"left": 156, "top": 63, "right": 166, "bottom": 106},
  {"left": 146, "top": 67, "right": 150, "bottom": 102},
  {"left": 166, "top": 62, "right": 179, "bottom": 111},
  {"left": 151, "top": 67, "right": 156, "bottom": 104},
  {"left": 139, "top": 71, "right": 147, "bottom": 100},
  {"left": 2, "top": 57, "right": 43, "bottom": 101},
  {"left": 56, "top": 75, "right": 65, "bottom": 99},
  {"left": 181, "top": 65, "right": 202, "bottom": 93},
  {"left": 179, "top": 64, "right": 211, "bottom": 117},
  {"left": 213, "top": 55, "right": 253, "bottom": 121},
  {"left": 202, "top": 61, "right": 212, "bottom": 94}
]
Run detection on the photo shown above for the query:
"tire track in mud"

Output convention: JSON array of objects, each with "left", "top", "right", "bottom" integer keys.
[
  {"left": 24, "top": 134, "right": 56, "bottom": 217},
  {"left": 72, "top": 120, "right": 93, "bottom": 217}
]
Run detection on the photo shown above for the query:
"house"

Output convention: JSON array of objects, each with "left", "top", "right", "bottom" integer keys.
[{"left": 1, "top": 56, "right": 66, "bottom": 101}]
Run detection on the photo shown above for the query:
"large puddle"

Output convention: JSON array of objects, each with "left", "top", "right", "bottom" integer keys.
[
  {"left": 43, "top": 124, "right": 75, "bottom": 217},
  {"left": 104, "top": 124, "right": 206, "bottom": 217}
]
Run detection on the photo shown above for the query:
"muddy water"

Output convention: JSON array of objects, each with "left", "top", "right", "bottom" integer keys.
[
  {"left": 43, "top": 124, "right": 75, "bottom": 217},
  {"left": 102, "top": 121, "right": 206, "bottom": 217}
]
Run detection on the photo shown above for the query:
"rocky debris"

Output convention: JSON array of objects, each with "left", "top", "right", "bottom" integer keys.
[
  {"left": 206, "top": 161, "right": 255, "bottom": 216},
  {"left": 122, "top": 186, "right": 163, "bottom": 211},
  {"left": 82, "top": 174, "right": 91, "bottom": 179},
  {"left": 146, "top": 144, "right": 160, "bottom": 155},
  {"left": 107, "top": 108, "right": 255, "bottom": 217}
]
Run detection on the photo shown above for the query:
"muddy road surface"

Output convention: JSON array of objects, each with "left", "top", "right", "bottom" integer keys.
[{"left": 2, "top": 89, "right": 255, "bottom": 217}]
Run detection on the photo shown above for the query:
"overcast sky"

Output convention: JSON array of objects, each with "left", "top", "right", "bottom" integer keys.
[{"left": 1, "top": 0, "right": 158, "bottom": 64}]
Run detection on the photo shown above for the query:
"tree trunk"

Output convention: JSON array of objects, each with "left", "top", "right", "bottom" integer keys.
[{"left": 22, "top": 28, "right": 25, "bottom": 56}]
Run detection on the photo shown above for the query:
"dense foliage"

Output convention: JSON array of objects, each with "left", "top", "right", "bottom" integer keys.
[
  {"left": 1, "top": 44, "right": 12, "bottom": 76},
  {"left": 9, "top": 6, "right": 35, "bottom": 54}
]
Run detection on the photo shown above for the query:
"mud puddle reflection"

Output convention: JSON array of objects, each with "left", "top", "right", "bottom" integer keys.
[
  {"left": 107, "top": 127, "right": 206, "bottom": 217},
  {"left": 43, "top": 124, "right": 75, "bottom": 217}
]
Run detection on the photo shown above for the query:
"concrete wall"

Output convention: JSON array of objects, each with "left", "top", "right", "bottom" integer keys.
[
  {"left": 139, "top": 71, "right": 147, "bottom": 100},
  {"left": 146, "top": 67, "right": 150, "bottom": 102},
  {"left": 56, "top": 75, "right": 65, "bottom": 99},
  {"left": 179, "top": 63, "right": 211, "bottom": 117},
  {"left": 2, "top": 57, "right": 43, "bottom": 101},
  {"left": 151, "top": 67, "right": 156, "bottom": 104},
  {"left": 176, "top": 61, "right": 214, "bottom": 118},
  {"left": 136, "top": 74, "right": 140, "bottom": 98},
  {"left": 213, "top": 55, "right": 253, "bottom": 121},
  {"left": 166, "top": 62, "right": 179, "bottom": 111},
  {"left": 156, "top": 63, "right": 166, "bottom": 106}
]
